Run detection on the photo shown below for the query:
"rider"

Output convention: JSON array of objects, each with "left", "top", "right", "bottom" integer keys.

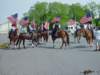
[
  {"left": 8, "top": 23, "right": 18, "bottom": 38},
  {"left": 28, "top": 22, "right": 36, "bottom": 33},
  {"left": 87, "top": 22, "right": 95, "bottom": 39},
  {"left": 19, "top": 24, "right": 28, "bottom": 34},
  {"left": 43, "top": 22, "right": 47, "bottom": 32},
  {"left": 43, "top": 21, "right": 49, "bottom": 32},
  {"left": 52, "top": 22, "right": 61, "bottom": 38},
  {"left": 75, "top": 24, "right": 81, "bottom": 37}
]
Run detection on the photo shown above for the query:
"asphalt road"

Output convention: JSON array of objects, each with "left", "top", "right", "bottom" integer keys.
[{"left": 0, "top": 34, "right": 100, "bottom": 75}]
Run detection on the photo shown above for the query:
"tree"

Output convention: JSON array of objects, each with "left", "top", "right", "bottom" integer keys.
[
  {"left": 27, "top": 2, "right": 93, "bottom": 26},
  {"left": 68, "top": 3, "right": 85, "bottom": 21}
]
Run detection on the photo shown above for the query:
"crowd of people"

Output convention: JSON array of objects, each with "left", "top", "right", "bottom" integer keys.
[{"left": 7, "top": 14, "right": 100, "bottom": 50}]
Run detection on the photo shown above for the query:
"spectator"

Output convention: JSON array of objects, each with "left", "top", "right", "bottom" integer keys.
[{"left": 95, "top": 26, "right": 100, "bottom": 51}]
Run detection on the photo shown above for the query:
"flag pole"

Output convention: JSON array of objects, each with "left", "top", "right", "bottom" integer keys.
[{"left": 8, "top": 21, "right": 10, "bottom": 33}]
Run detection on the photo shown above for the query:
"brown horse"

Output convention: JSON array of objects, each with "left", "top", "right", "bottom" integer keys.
[
  {"left": 37, "top": 25, "right": 49, "bottom": 43},
  {"left": 38, "top": 31, "right": 49, "bottom": 43},
  {"left": 51, "top": 30, "right": 69, "bottom": 48},
  {"left": 8, "top": 29, "right": 18, "bottom": 48},
  {"left": 74, "top": 29, "right": 82, "bottom": 43},
  {"left": 75, "top": 29, "right": 94, "bottom": 47},
  {"left": 16, "top": 32, "right": 39, "bottom": 49}
]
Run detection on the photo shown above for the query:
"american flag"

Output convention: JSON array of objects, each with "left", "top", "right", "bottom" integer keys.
[
  {"left": 67, "top": 19, "right": 76, "bottom": 25},
  {"left": 19, "top": 16, "right": 29, "bottom": 26},
  {"left": 52, "top": 16, "right": 61, "bottom": 22},
  {"left": 7, "top": 13, "right": 18, "bottom": 24},
  {"left": 80, "top": 11, "right": 92, "bottom": 24},
  {"left": 31, "top": 21, "right": 36, "bottom": 28},
  {"left": 44, "top": 21, "right": 49, "bottom": 29}
]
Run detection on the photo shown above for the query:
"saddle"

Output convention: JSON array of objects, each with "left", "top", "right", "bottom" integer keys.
[{"left": 8, "top": 29, "right": 17, "bottom": 38}]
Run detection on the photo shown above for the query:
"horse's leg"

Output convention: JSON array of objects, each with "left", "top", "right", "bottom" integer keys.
[
  {"left": 16, "top": 38, "right": 19, "bottom": 46},
  {"left": 86, "top": 38, "right": 90, "bottom": 47},
  {"left": 32, "top": 40, "right": 35, "bottom": 48},
  {"left": 89, "top": 39, "right": 91, "bottom": 47},
  {"left": 77, "top": 35, "right": 81, "bottom": 43},
  {"left": 74, "top": 32, "right": 76, "bottom": 43},
  {"left": 14, "top": 40, "right": 17, "bottom": 49},
  {"left": 10, "top": 39, "right": 11, "bottom": 45},
  {"left": 23, "top": 39, "right": 25, "bottom": 48},
  {"left": 8, "top": 39, "right": 12, "bottom": 48},
  {"left": 53, "top": 40, "right": 55, "bottom": 48},
  {"left": 65, "top": 37, "right": 67, "bottom": 47},
  {"left": 18, "top": 39, "right": 21, "bottom": 49},
  {"left": 77, "top": 36, "right": 79, "bottom": 43},
  {"left": 46, "top": 34, "right": 49, "bottom": 42},
  {"left": 60, "top": 38, "right": 64, "bottom": 49},
  {"left": 89, "top": 38, "right": 93, "bottom": 47}
]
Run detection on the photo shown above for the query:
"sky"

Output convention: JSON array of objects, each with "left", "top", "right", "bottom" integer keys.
[{"left": 0, "top": 0, "right": 100, "bottom": 24}]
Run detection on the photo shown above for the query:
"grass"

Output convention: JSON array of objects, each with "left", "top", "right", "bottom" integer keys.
[{"left": 0, "top": 43, "right": 9, "bottom": 49}]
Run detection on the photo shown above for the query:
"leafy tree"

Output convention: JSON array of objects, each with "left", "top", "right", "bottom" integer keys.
[
  {"left": 26, "top": 2, "right": 100, "bottom": 26},
  {"left": 68, "top": 3, "right": 85, "bottom": 21}
]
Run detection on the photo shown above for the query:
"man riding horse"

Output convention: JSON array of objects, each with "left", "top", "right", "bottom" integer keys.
[
  {"left": 8, "top": 23, "right": 18, "bottom": 38},
  {"left": 52, "top": 22, "right": 61, "bottom": 38}
]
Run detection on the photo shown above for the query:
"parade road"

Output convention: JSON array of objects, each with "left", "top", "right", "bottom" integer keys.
[{"left": 0, "top": 34, "right": 100, "bottom": 75}]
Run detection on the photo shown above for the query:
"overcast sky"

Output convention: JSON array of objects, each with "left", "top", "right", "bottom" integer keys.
[{"left": 0, "top": 0, "right": 100, "bottom": 24}]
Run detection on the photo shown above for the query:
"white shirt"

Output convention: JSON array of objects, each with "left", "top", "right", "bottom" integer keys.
[
  {"left": 95, "top": 30, "right": 100, "bottom": 40},
  {"left": 19, "top": 26, "right": 27, "bottom": 33},
  {"left": 53, "top": 23, "right": 61, "bottom": 29}
]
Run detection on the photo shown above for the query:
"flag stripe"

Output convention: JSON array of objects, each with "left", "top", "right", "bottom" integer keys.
[
  {"left": 67, "top": 19, "right": 76, "bottom": 25},
  {"left": 52, "top": 16, "right": 61, "bottom": 22},
  {"left": 19, "top": 16, "right": 29, "bottom": 26},
  {"left": 7, "top": 13, "right": 18, "bottom": 24}
]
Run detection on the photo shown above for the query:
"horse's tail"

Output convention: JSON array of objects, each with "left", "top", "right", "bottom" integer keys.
[{"left": 65, "top": 31, "right": 69, "bottom": 45}]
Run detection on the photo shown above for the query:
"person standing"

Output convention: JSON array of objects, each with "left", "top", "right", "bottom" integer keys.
[{"left": 95, "top": 26, "right": 100, "bottom": 51}]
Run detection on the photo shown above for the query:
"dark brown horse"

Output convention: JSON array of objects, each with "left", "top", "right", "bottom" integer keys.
[
  {"left": 37, "top": 25, "right": 49, "bottom": 43},
  {"left": 51, "top": 30, "right": 69, "bottom": 48},
  {"left": 75, "top": 29, "right": 94, "bottom": 47},
  {"left": 8, "top": 29, "right": 18, "bottom": 48},
  {"left": 16, "top": 32, "right": 39, "bottom": 49},
  {"left": 74, "top": 29, "right": 82, "bottom": 43},
  {"left": 38, "top": 31, "right": 49, "bottom": 43}
]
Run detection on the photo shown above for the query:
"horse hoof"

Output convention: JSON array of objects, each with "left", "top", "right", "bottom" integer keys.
[
  {"left": 14, "top": 46, "right": 17, "bottom": 48},
  {"left": 32, "top": 44, "right": 35, "bottom": 48},
  {"left": 18, "top": 46, "right": 21, "bottom": 49}
]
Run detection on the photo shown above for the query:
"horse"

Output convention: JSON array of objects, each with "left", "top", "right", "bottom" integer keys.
[
  {"left": 16, "top": 31, "right": 39, "bottom": 49},
  {"left": 74, "top": 29, "right": 82, "bottom": 43},
  {"left": 75, "top": 29, "right": 94, "bottom": 47},
  {"left": 51, "top": 30, "right": 69, "bottom": 48},
  {"left": 37, "top": 25, "right": 49, "bottom": 43},
  {"left": 8, "top": 29, "right": 18, "bottom": 48},
  {"left": 38, "top": 31, "right": 49, "bottom": 43}
]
